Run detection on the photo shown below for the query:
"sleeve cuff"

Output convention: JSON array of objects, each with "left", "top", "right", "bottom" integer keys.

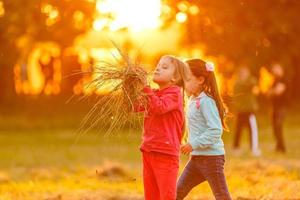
[{"left": 142, "top": 86, "right": 153, "bottom": 94}]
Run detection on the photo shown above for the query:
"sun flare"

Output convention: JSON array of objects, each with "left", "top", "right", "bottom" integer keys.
[{"left": 94, "top": 0, "right": 161, "bottom": 32}]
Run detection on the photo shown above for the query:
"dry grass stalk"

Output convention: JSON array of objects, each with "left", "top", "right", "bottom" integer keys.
[{"left": 75, "top": 42, "right": 149, "bottom": 140}]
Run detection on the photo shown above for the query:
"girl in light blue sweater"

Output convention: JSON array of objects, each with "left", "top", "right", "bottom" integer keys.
[{"left": 176, "top": 59, "right": 231, "bottom": 200}]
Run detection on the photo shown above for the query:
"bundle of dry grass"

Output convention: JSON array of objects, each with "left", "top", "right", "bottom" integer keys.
[{"left": 76, "top": 44, "right": 149, "bottom": 138}]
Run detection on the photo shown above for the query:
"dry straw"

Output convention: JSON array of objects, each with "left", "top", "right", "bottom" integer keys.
[{"left": 76, "top": 41, "right": 148, "bottom": 140}]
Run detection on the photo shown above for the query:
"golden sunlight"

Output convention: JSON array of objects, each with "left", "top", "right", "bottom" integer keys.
[
  {"left": 14, "top": 43, "right": 61, "bottom": 95},
  {"left": 176, "top": 12, "right": 187, "bottom": 23},
  {"left": 94, "top": 0, "right": 161, "bottom": 32},
  {"left": 93, "top": 19, "right": 108, "bottom": 31},
  {"left": 189, "top": 5, "right": 200, "bottom": 15},
  {"left": 0, "top": 1, "right": 4, "bottom": 17},
  {"left": 73, "top": 10, "right": 85, "bottom": 30},
  {"left": 259, "top": 67, "right": 275, "bottom": 94},
  {"left": 41, "top": 3, "right": 59, "bottom": 26}
]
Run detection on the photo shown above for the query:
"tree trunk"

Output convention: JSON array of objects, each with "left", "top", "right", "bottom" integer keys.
[{"left": 0, "top": 62, "right": 17, "bottom": 107}]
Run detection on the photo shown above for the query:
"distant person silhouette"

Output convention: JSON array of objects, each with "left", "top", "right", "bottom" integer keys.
[
  {"left": 39, "top": 53, "right": 55, "bottom": 93},
  {"left": 268, "top": 63, "right": 288, "bottom": 153},
  {"left": 233, "top": 65, "right": 261, "bottom": 156}
]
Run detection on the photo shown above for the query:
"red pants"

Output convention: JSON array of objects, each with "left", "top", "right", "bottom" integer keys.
[{"left": 142, "top": 151, "right": 179, "bottom": 200}]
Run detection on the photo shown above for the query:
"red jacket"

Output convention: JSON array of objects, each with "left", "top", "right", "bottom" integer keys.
[{"left": 135, "top": 85, "right": 184, "bottom": 157}]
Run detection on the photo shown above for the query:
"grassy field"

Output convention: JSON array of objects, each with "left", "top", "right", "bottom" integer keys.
[{"left": 0, "top": 113, "right": 300, "bottom": 200}]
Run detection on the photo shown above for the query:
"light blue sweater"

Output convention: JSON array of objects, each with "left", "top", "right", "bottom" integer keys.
[{"left": 187, "top": 92, "right": 225, "bottom": 155}]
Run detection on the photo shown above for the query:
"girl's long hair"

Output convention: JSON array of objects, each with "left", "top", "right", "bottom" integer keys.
[
  {"left": 163, "top": 55, "right": 189, "bottom": 137},
  {"left": 186, "top": 59, "right": 228, "bottom": 130}
]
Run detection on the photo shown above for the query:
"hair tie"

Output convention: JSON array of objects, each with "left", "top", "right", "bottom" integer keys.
[{"left": 205, "top": 62, "right": 215, "bottom": 72}]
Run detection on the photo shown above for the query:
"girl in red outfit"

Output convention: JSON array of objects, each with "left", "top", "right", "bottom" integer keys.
[{"left": 135, "top": 55, "right": 188, "bottom": 200}]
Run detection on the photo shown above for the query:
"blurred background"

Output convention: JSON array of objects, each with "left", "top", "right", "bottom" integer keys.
[{"left": 0, "top": 0, "right": 300, "bottom": 199}]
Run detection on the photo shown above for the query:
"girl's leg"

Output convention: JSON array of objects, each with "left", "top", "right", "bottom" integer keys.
[
  {"left": 152, "top": 152, "right": 179, "bottom": 200},
  {"left": 176, "top": 158, "right": 206, "bottom": 200},
  {"left": 143, "top": 152, "right": 160, "bottom": 200},
  {"left": 203, "top": 155, "right": 231, "bottom": 200}
]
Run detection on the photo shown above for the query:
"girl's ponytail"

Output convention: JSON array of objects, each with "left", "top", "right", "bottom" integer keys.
[{"left": 206, "top": 71, "right": 228, "bottom": 130}]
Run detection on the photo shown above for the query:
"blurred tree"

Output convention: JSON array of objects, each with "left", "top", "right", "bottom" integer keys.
[
  {"left": 1, "top": 0, "right": 300, "bottom": 102},
  {"left": 0, "top": 0, "right": 94, "bottom": 102},
  {"left": 165, "top": 0, "right": 300, "bottom": 100}
]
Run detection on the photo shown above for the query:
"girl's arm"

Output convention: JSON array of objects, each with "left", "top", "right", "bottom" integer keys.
[
  {"left": 142, "top": 86, "right": 180, "bottom": 115},
  {"left": 190, "top": 97, "right": 223, "bottom": 149}
]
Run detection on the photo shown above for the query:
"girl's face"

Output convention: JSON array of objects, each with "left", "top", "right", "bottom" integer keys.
[
  {"left": 153, "top": 57, "right": 176, "bottom": 87},
  {"left": 184, "top": 68, "right": 205, "bottom": 96}
]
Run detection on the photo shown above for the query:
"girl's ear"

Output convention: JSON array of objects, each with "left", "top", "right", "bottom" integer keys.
[{"left": 198, "top": 76, "right": 205, "bottom": 84}]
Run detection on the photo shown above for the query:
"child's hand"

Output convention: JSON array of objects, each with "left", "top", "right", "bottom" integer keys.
[
  {"left": 181, "top": 143, "right": 193, "bottom": 155},
  {"left": 141, "top": 75, "right": 148, "bottom": 87},
  {"left": 132, "top": 67, "right": 148, "bottom": 86}
]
